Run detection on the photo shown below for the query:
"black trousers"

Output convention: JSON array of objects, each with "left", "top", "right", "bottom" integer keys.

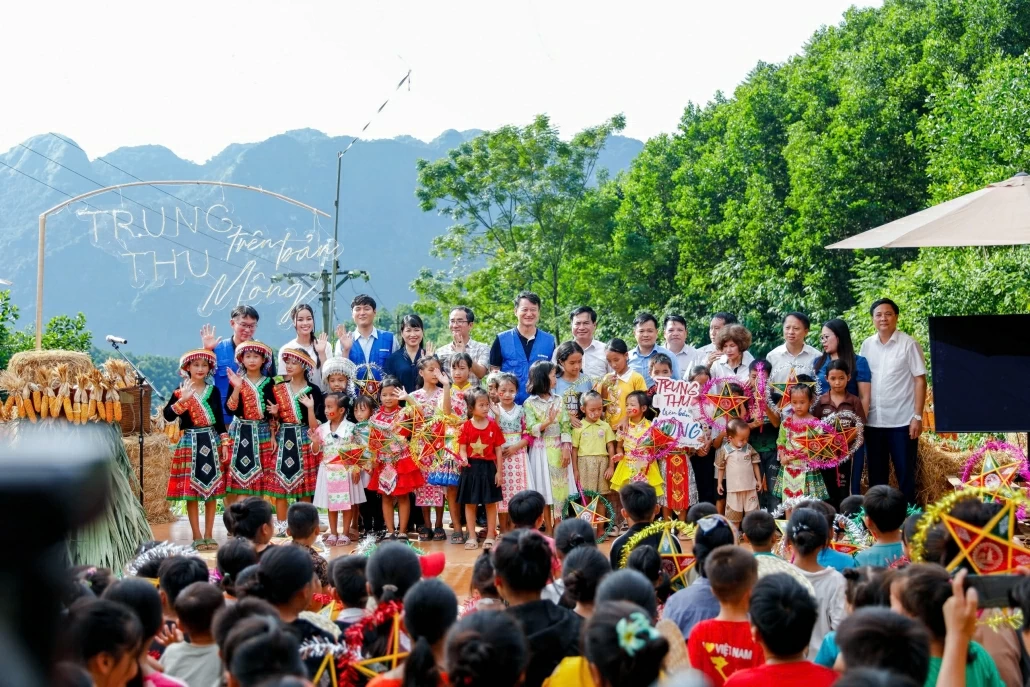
[
  {"left": 359, "top": 488, "right": 384, "bottom": 532},
  {"left": 690, "top": 453, "right": 718, "bottom": 506},
  {"left": 866, "top": 426, "right": 918, "bottom": 503}
]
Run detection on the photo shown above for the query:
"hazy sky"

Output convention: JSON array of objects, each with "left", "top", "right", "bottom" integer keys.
[{"left": 3, "top": 0, "right": 881, "bottom": 163}]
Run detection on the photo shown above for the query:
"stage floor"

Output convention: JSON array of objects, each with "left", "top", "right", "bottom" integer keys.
[{"left": 151, "top": 517, "right": 616, "bottom": 597}]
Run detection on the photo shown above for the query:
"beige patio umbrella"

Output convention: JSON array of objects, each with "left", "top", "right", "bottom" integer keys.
[{"left": 828, "top": 172, "right": 1030, "bottom": 249}]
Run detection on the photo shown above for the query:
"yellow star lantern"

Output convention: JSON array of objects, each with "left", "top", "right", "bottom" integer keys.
[
  {"left": 770, "top": 367, "right": 816, "bottom": 410},
  {"left": 570, "top": 495, "right": 611, "bottom": 528},
  {"left": 704, "top": 381, "right": 750, "bottom": 422},
  {"left": 941, "top": 497, "right": 1030, "bottom": 574},
  {"left": 964, "top": 452, "right": 1022, "bottom": 492},
  {"left": 658, "top": 527, "right": 696, "bottom": 590},
  {"left": 353, "top": 612, "right": 410, "bottom": 679}
]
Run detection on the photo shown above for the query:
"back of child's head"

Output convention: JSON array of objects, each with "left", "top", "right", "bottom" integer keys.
[
  {"left": 686, "top": 501, "right": 717, "bottom": 524},
  {"left": 234, "top": 565, "right": 260, "bottom": 599},
  {"left": 863, "top": 485, "right": 908, "bottom": 534},
  {"left": 897, "top": 563, "right": 952, "bottom": 640},
  {"left": 526, "top": 360, "right": 557, "bottom": 396},
  {"left": 67, "top": 565, "right": 114, "bottom": 600},
  {"left": 129, "top": 541, "right": 194, "bottom": 579},
  {"left": 842, "top": 566, "right": 892, "bottom": 609},
  {"left": 741, "top": 510, "right": 776, "bottom": 547},
  {"left": 492, "top": 529, "right": 553, "bottom": 593},
  {"left": 836, "top": 607, "right": 931, "bottom": 685},
  {"left": 446, "top": 609, "right": 528, "bottom": 687},
  {"left": 835, "top": 668, "right": 921, "bottom": 687},
  {"left": 239, "top": 544, "right": 313, "bottom": 606},
  {"left": 726, "top": 417, "right": 749, "bottom": 438},
  {"left": 173, "top": 581, "right": 226, "bottom": 637},
  {"left": 694, "top": 515, "right": 737, "bottom": 579},
  {"left": 901, "top": 513, "right": 922, "bottom": 547},
  {"left": 595, "top": 569, "right": 659, "bottom": 621},
  {"left": 562, "top": 546, "right": 611, "bottom": 605},
  {"left": 840, "top": 494, "right": 865, "bottom": 518},
  {"left": 402, "top": 579, "right": 459, "bottom": 687},
  {"left": 158, "top": 555, "right": 210, "bottom": 605},
  {"left": 101, "top": 578, "right": 163, "bottom": 640},
  {"left": 224, "top": 496, "right": 274, "bottom": 540},
  {"left": 212, "top": 597, "right": 279, "bottom": 654},
  {"left": 286, "top": 501, "right": 320, "bottom": 540},
  {"left": 217, "top": 537, "right": 259, "bottom": 597},
  {"left": 330, "top": 554, "right": 368, "bottom": 608},
  {"left": 619, "top": 482, "right": 657, "bottom": 523},
  {"left": 705, "top": 545, "right": 758, "bottom": 604},
  {"left": 554, "top": 517, "right": 597, "bottom": 556},
  {"left": 626, "top": 545, "right": 661, "bottom": 583},
  {"left": 62, "top": 598, "right": 143, "bottom": 668},
  {"left": 367, "top": 541, "right": 423, "bottom": 603},
  {"left": 585, "top": 601, "right": 669, "bottom": 687},
  {"left": 748, "top": 573, "right": 819, "bottom": 657},
  {"left": 787, "top": 507, "right": 829, "bottom": 556},
  {"left": 224, "top": 616, "right": 306, "bottom": 687},
  {"left": 507, "top": 490, "right": 546, "bottom": 528},
  {"left": 470, "top": 550, "right": 499, "bottom": 599},
  {"left": 353, "top": 394, "right": 378, "bottom": 416}
]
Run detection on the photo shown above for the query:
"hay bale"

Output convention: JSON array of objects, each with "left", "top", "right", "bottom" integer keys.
[
  {"left": 8, "top": 350, "right": 94, "bottom": 378},
  {"left": 124, "top": 433, "right": 176, "bottom": 524},
  {"left": 916, "top": 436, "right": 970, "bottom": 505}
]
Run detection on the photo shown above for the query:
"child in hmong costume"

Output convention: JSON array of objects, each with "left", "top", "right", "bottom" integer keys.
[
  {"left": 409, "top": 355, "right": 459, "bottom": 542},
  {"left": 771, "top": 382, "right": 829, "bottom": 502},
  {"left": 492, "top": 372, "right": 529, "bottom": 533},
  {"left": 523, "top": 361, "right": 572, "bottom": 536},
  {"left": 224, "top": 340, "right": 276, "bottom": 503},
  {"left": 321, "top": 355, "right": 357, "bottom": 403},
  {"left": 312, "top": 391, "right": 366, "bottom": 546},
  {"left": 269, "top": 347, "right": 325, "bottom": 527},
  {"left": 165, "top": 349, "right": 228, "bottom": 551},
  {"left": 368, "top": 376, "right": 425, "bottom": 539},
  {"left": 610, "top": 391, "right": 665, "bottom": 498},
  {"left": 350, "top": 394, "right": 380, "bottom": 536}
]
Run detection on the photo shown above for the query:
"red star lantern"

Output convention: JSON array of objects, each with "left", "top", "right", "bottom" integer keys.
[
  {"left": 770, "top": 367, "right": 816, "bottom": 410},
  {"left": 964, "top": 453, "right": 1023, "bottom": 491},
  {"left": 942, "top": 498, "right": 1030, "bottom": 574},
  {"left": 704, "top": 381, "right": 750, "bottom": 423}
]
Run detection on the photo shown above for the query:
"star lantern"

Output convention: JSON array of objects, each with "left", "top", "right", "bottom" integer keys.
[
  {"left": 770, "top": 367, "right": 816, "bottom": 410},
  {"left": 658, "top": 527, "right": 696, "bottom": 590},
  {"left": 964, "top": 452, "right": 1023, "bottom": 492},
  {"left": 352, "top": 611, "right": 409, "bottom": 679},
  {"left": 570, "top": 494, "right": 611, "bottom": 529},
  {"left": 702, "top": 378, "right": 751, "bottom": 429},
  {"left": 941, "top": 497, "right": 1030, "bottom": 574}
]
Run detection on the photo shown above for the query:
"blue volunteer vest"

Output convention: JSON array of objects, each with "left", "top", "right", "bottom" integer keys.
[
  {"left": 348, "top": 330, "right": 394, "bottom": 380},
  {"left": 213, "top": 339, "right": 239, "bottom": 419},
  {"left": 499, "top": 328, "right": 556, "bottom": 403}
]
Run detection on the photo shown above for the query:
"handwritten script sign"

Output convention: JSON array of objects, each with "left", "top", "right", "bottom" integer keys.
[
  {"left": 650, "top": 377, "right": 706, "bottom": 448},
  {"left": 76, "top": 201, "right": 339, "bottom": 325}
]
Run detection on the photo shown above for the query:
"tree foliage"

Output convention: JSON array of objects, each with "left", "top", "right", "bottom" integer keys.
[
  {"left": 413, "top": 0, "right": 1030, "bottom": 357},
  {"left": 0, "top": 291, "right": 93, "bottom": 368}
]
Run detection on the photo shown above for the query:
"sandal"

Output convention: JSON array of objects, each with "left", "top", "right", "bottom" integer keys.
[
  {"left": 433, "top": 527, "right": 446, "bottom": 542},
  {"left": 418, "top": 526, "right": 432, "bottom": 542},
  {"left": 325, "top": 534, "right": 340, "bottom": 547},
  {"left": 464, "top": 539, "right": 480, "bottom": 550},
  {"left": 190, "top": 538, "right": 204, "bottom": 550},
  {"left": 397, "top": 533, "right": 409, "bottom": 541},
  {"left": 387, "top": 532, "right": 398, "bottom": 541},
  {"left": 339, "top": 535, "right": 351, "bottom": 546},
  {"left": 450, "top": 530, "right": 465, "bottom": 544},
  {"left": 483, "top": 538, "right": 495, "bottom": 551}
]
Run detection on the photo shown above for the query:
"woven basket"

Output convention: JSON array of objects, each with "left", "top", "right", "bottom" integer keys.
[{"left": 119, "top": 386, "right": 152, "bottom": 434}]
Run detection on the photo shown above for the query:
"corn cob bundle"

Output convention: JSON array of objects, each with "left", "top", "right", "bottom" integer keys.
[
  {"left": 93, "top": 373, "right": 107, "bottom": 422},
  {"left": 73, "top": 373, "right": 90, "bottom": 424},
  {"left": 0, "top": 371, "right": 20, "bottom": 421},
  {"left": 103, "top": 359, "right": 132, "bottom": 389},
  {"left": 107, "top": 384, "right": 121, "bottom": 423},
  {"left": 87, "top": 370, "right": 104, "bottom": 421},
  {"left": 54, "top": 364, "right": 73, "bottom": 421},
  {"left": 20, "top": 379, "right": 36, "bottom": 423}
]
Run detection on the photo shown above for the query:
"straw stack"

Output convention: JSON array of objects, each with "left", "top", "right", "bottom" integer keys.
[
  {"left": 8, "top": 350, "right": 94, "bottom": 378},
  {"left": 124, "top": 433, "right": 176, "bottom": 524},
  {"left": 916, "top": 435, "right": 970, "bottom": 505}
]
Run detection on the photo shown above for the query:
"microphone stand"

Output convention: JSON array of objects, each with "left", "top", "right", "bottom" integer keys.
[{"left": 107, "top": 341, "right": 163, "bottom": 505}]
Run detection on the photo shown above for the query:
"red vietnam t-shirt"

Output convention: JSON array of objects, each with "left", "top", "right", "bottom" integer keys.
[
  {"left": 687, "top": 619, "right": 765, "bottom": 686},
  {"left": 458, "top": 418, "right": 505, "bottom": 461},
  {"left": 723, "top": 661, "right": 837, "bottom": 687}
]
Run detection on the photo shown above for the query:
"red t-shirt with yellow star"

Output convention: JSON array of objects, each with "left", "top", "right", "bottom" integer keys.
[
  {"left": 687, "top": 619, "right": 764, "bottom": 686},
  {"left": 458, "top": 418, "right": 506, "bottom": 461}
]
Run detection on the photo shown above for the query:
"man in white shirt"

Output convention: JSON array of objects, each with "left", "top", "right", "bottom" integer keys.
[
  {"left": 859, "top": 298, "right": 927, "bottom": 502},
  {"left": 691, "top": 312, "right": 754, "bottom": 372},
  {"left": 553, "top": 306, "right": 611, "bottom": 379},
  {"left": 437, "top": 306, "right": 491, "bottom": 384},
  {"left": 662, "top": 314, "right": 697, "bottom": 379},
  {"left": 628, "top": 312, "right": 681, "bottom": 387},
  {"left": 766, "top": 312, "right": 822, "bottom": 382}
]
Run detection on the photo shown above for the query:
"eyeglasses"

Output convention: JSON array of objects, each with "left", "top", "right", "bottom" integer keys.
[
  {"left": 449, "top": 319, "right": 468, "bottom": 325},
  {"left": 236, "top": 322, "right": 257, "bottom": 331}
]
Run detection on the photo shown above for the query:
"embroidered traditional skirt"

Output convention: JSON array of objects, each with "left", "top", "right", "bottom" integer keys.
[
  {"left": 369, "top": 453, "right": 425, "bottom": 497},
  {"left": 167, "top": 428, "right": 225, "bottom": 501},
  {"left": 499, "top": 446, "right": 529, "bottom": 513},
  {"left": 427, "top": 458, "right": 461, "bottom": 488},
  {"left": 225, "top": 418, "right": 272, "bottom": 496},
  {"left": 314, "top": 464, "right": 369, "bottom": 511},
  {"left": 266, "top": 422, "right": 318, "bottom": 499},
  {"left": 773, "top": 461, "right": 829, "bottom": 501},
  {"left": 664, "top": 451, "right": 693, "bottom": 511}
]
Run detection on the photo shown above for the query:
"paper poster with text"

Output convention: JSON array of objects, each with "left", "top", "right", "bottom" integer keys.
[{"left": 650, "top": 377, "right": 707, "bottom": 449}]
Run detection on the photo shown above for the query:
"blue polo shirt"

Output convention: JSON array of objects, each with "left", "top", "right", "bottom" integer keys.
[{"left": 628, "top": 344, "right": 681, "bottom": 387}]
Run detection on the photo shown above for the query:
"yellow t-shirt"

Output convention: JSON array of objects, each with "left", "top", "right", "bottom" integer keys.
[
  {"left": 606, "top": 370, "right": 647, "bottom": 427},
  {"left": 573, "top": 419, "right": 616, "bottom": 456}
]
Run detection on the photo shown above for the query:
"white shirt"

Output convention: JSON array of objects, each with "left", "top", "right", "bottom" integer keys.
[
  {"left": 161, "top": 641, "right": 219, "bottom": 687},
  {"left": 438, "top": 338, "right": 491, "bottom": 385},
  {"left": 553, "top": 338, "right": 611, "bottom": 379},
  {"left": 709, "top": 357, "right": 751, "bottom": 383},
  {"left": 766, "top": 343, "right": 822, "bottom": 382},
  {"left": 860, "top": 329, "right": 927, "bottom": 427},
  {"left": 332, "top": 327, "right": 400, "bottom": 360},
  {"left": 278, "top": 338, "right": 327, "bottom": 391},
  {"left": 797, "top": 566, "right": 846, "bottom": 659},
  {"left": 665, "top": 343, "right": 699, "bottom": 380},
  {"left": 689, "top": 344, "right": 754, "bottom": 374}
]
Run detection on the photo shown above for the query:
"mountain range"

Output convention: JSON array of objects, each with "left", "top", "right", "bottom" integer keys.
[{"left": 0, "top": 128, "right": 642, "bottom": 356}]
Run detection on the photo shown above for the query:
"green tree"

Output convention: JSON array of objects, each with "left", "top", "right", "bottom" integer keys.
[{"left": 413, "top": 114, "right": 627, "bottom": 338}]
